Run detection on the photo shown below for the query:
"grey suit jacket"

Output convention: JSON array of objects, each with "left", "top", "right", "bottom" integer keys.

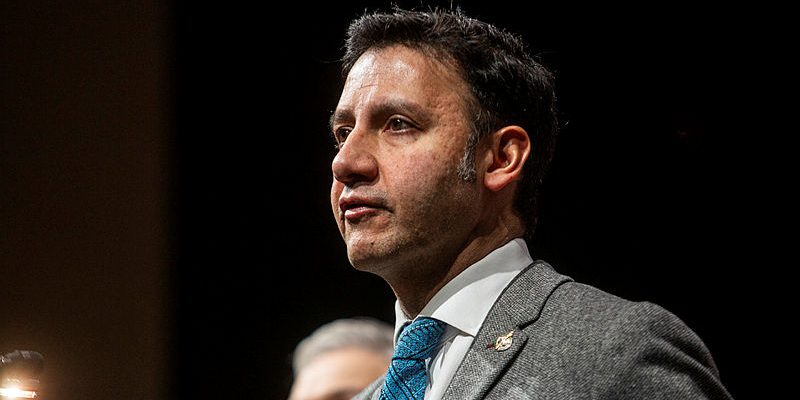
[{"left": 354, "top": 261, "right": 733, "bottom": 399}]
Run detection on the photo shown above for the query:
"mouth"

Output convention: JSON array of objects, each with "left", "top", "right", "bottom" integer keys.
[{"left": 339, "top": 197, "right": 386, "bottom": 221}]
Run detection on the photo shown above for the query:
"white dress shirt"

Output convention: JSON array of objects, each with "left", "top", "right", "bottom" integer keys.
[{"left": 392, "top": 238, "right": 533, "bottom": 400}]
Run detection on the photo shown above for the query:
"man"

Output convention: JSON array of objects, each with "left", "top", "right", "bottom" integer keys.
[
  {"left": 288, "top": 318, "right": 394, "bottom": 400},
  {"left": 329, "top": 7, "right": 733, "bottom": 400}
]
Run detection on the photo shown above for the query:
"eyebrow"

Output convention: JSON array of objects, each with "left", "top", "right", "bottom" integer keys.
[
  {"left": 329, "top": 108, "right": 354, "bottom": 132},
  {"left": 329, "top": 99, "right": 432, "bottom": 133}
]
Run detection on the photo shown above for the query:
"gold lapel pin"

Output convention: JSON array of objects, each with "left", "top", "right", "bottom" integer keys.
[{"left": 493, "top": 330, "right": 514, "bottom": 351}]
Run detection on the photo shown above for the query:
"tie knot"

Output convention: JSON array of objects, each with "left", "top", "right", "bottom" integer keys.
[
  {"left": 380, "top": 317, "right": 445, "bottom": 400},
  {"left": 394, "top": 317, "right": 446, "bottom": 360}
]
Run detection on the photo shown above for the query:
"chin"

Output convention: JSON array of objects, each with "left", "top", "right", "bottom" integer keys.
[
  {"left": 346, "top": 240, "right": 417, "bottom": 280},
  {"left": 346, "top": 247, "right": 394, "bottom": 275},
  {"left": 347, "top": 253, "right": 384, "bottom": 273}
]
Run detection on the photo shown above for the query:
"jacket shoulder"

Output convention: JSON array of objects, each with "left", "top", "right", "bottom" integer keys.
[{"left": 528, "top": 281, "right": 733, "bottom": 399}]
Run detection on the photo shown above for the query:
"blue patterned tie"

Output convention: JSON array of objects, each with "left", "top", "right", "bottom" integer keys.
[{"left": 380, "top": 317, "right": 446, "bottom": 400}]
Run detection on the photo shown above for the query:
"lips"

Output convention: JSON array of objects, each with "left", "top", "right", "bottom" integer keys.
[{"left": 339, "top": 196, "right": 386, "bottom": 221}]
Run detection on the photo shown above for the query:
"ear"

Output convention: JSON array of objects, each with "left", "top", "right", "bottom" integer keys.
[{"left": 483, "top": 125, "right": 531, "bottom": 192}]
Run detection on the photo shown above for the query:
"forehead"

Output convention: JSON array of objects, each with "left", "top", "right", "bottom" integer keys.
[{"left": 338, "top": 45, "right": 469, "bottom": 112}]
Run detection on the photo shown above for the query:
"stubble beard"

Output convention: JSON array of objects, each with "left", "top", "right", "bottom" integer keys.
[{"left": 349, "top": 160, "right": 478, "bottom": 282}]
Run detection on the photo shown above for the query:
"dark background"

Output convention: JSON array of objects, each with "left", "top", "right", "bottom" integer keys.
[{"left": 2, "top": 1, "right": 778, "bottom": 399}]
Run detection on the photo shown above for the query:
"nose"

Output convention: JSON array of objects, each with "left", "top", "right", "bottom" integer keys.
[{"left": 331, "top": 129, "right": 378, "bottom": 186}]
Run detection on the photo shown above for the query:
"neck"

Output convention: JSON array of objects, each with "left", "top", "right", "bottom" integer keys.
[{"left": 389, "top": 211, "right": 524, "bottom": 318}]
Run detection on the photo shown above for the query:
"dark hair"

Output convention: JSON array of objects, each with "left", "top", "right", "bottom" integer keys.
[{"left": 342, "top": 7, "right": 558, "bottom": 240}]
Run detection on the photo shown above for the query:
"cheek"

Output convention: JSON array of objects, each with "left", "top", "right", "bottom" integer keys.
[
  {"left": 330, "top": 182, "right": 343, "bottom": 216},
  {"left": 394, "top": 152, "right": 435, "bottom": 181},
  {"left": 390, "top": 150, "right": 455, "bottom": 199}
]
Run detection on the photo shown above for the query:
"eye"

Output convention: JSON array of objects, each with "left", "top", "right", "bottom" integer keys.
[
  {"left": 333, "top": 127, "right": 352, "bottom": 149},
  {"left": 387, "top": 117, "right": 413, "bottom": 132}
]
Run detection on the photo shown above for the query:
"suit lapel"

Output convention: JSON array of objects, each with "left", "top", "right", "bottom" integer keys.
[{"left": 442, "top": 261, "right": 572, "bottom": 400}]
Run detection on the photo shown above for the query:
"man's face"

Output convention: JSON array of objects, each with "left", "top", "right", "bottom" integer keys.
[
  {"left": 330, "top": 45, "right": 482, "bottom": 275},
  {"left": 288, "top": 347, "right": 389, "bottom": 400}
]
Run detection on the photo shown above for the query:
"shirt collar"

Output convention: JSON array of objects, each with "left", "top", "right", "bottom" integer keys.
[{"left": 393, "top": 238, "right": 533, "bottom": 341}]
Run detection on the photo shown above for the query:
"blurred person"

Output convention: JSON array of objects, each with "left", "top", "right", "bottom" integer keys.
[
  {"left": 327, "top": 6, "right": 734, "bottom": 400},
  {"left": 288, "top": 318, "right": 393, "bottom": 400}
]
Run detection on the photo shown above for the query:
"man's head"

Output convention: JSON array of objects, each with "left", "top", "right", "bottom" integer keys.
[
  {"left": 288, "top": 318, "right": 393, "bottom": 400},
  {"left": 330, "top": 8, "right": 557, "bottom": 280}
]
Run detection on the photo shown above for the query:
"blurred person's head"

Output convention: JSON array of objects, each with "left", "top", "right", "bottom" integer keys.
[{"left": 288, "top": 318, "right": 394, "bottom": 400}]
